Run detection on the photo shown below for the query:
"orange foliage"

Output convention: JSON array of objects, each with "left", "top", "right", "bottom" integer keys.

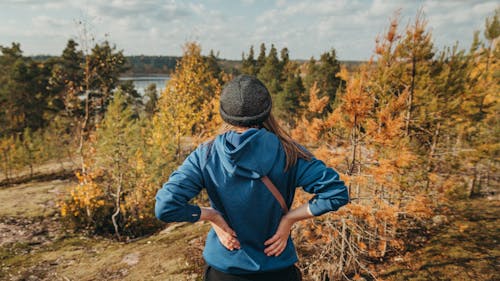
[{"left": 307, "top": 82, "right": 330, "bottom": 114}]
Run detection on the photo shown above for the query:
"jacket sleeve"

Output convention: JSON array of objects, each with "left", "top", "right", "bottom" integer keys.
[
  {"left": 155, "top": 147, "right": 204, "bottom": 223},
  {"left": 295, "top": 157, "right": 349, "bottom": 216}
]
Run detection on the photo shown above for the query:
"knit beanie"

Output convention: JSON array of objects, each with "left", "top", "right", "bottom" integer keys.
[{"left": 219, "top": 75, "right": 272, "bottom": 127}]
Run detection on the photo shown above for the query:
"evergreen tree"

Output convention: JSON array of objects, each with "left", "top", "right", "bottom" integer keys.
[
  {"left": 256, "top": 43, "right": 267, "bottom": 73},
  {"left": 241, "top": 45, "right": 257, "bottom": 75},
  {"left": 303, "top": 49, "right": 343, "bottom": 109},
  {"left": 0, "top": 43, "right": 53, "bottom": 135},
  {"left": 205, "top": 49, "right": 223, "bottom": 83},
  {"left": 87, "top": 41, "right": 128, "bottom": 123},
  {"left": 94, "top": 90, "right": 140, "bottom": 240},
  {"left": 48, "top": 39, "right": 84, "bottom": 118},
  {"left": 275, "top": 72, "right": 305, "bottom": 124},
  {"left": 280, "top": 47, "right": 290, "bottom": 75},
  {"left": 258, "top": 44, "right": 282, "bottom": 94},
  {"left": 396, "top": 11, "right": 434, "bottom": 139},
  {"left": 144, "top": 83, "right": 158, "bottom": 118},
  {"left": 116, "top": 80, "right": 143, "bottom": 118}
]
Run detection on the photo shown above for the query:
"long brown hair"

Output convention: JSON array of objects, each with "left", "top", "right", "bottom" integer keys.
[{"left": 220, "top": 113, "right": 313, "bottom": 171}]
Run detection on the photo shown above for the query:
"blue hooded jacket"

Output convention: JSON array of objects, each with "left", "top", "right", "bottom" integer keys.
[{"left": 155, "top": 128, "right": 349, "bottom": 274}]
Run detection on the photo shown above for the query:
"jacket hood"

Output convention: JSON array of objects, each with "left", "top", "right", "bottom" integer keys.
[{"left": 213, "top": 128, "right": 281, "bottom": 179}]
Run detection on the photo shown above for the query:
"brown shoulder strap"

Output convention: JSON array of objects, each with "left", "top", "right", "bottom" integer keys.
[{"left": 261, "top": 176, "right": 289, "bottom": 214}]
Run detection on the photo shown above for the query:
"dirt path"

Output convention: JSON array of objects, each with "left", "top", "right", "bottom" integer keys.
[{"left": 379, "top": 197, "right": 500, "bottom": 281}]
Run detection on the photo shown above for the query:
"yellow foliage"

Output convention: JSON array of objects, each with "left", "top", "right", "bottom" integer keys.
[{"left": 307, "top": 82, "right": 330, "bottom": 113}]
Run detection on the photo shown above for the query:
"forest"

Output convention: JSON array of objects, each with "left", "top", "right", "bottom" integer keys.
[{"left": 0, "top": 9, "right": 498, "bottom": 281}]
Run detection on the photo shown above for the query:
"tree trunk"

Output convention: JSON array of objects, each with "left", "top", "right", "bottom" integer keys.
[
  {"left": 469, "top": 166, "right": 477, "bottom": 198},
  {"left": 349, "top": 115, "right": 358, "bottom": 175},
  {"left": 337, "top": 218, "right": 347, "bottom": 276},
  {"left": 426, "top": 122, "right": 441, "bottom": 190},
  {"left": 405, "top": 55, "right": 416, "bottom": 137},
  {"left": 112, "top": 172, "right": 123, "bottom": 241},
  {"left": 78, "top": 57, "right": 92, "bottom": 174}
]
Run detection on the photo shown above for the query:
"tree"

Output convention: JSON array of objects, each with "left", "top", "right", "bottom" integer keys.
[
  {"left": 303, "top": 49, "right": 343, "bottom": 109},
  {"left": 241, "top": 45, "right": 257, "bottom": 75},
  {"left": 258, "top": 44, "right": 282, "bottom": 94},
  {"left": 274, "top": 61, "right": 306, "bottom": 124},
  {"left": 144, "top": 83, "right": 159, "bottom": 118},
  {"left": 116, "top": 80, "right": 143, "bottom": 118},
  {"left": 256, "top": 43, "right": 267, "bottom": 73},
  {"left": 48, "top": 39, "right": 85, "bottom": 119},
  {"left": 152, "top": 42, "right": 222, "bottom": 164},
  {"left": 205, "top": 49, "right": 223, "bottom": 83},
  {"left": 0, "top": 43, "right": 53, "bottom": 135},
  {"left": 87, "top": 41, "right": 128, "bottom": 123},
  {"left": 94, "top": 90, "right": 140, "bottom": 240}
]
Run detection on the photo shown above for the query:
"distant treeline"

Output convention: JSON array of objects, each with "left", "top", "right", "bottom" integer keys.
[{"left": 30, "top": 55, "right": 363, "bottom": 76}]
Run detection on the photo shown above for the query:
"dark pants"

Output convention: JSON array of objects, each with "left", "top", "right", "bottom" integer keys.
[{"left": 203, "top": 265, "right": 302, "bottom": 281}]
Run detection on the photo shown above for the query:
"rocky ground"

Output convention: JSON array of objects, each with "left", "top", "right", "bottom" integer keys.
[
  {"left": 0, "top": 179, "right": 498, "bottom": 281},
  {"left": 0, "top": 179, "right": 208, "bottom": 281}
]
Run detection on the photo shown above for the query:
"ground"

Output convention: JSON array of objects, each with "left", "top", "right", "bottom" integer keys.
[
  {"left": 0, "top": 179, "right": 498, "bottom": 281},
  {"left": 379, "top": 198, "right": 499, "bottom": 281},
  {"left": 0, "top": 179, "right": 208, "bottom": 281}
]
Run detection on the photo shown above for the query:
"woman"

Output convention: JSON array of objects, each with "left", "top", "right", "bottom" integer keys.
[{"left": 155, "top": 75, "right": 349, "bottom": 281}]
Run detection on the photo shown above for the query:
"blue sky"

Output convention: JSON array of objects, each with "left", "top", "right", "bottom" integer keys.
[{"left": 0, "top": 0, "right": 497, "bottom": 60}]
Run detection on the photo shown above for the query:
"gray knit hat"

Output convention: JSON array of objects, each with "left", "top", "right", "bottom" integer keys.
[{"left": 219, "top": 75, "right": 272, "bottom": 127}]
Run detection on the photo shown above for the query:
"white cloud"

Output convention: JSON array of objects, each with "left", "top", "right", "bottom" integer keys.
[{"left": 0, "top": 0, "right": 497, "bottom": 59}]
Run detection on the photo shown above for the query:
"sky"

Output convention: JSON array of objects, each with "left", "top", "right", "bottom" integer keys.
[{"left": 0, "top": 0, "right": 497, "bottom": 60}]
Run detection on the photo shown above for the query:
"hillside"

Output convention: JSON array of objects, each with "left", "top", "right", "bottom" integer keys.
[{"left": 1, "top": 178, "right": 498, "bottom": 281}]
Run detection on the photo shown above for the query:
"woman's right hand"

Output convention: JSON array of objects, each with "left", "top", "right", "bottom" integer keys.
[{"left": 200, "top": 207, "right": 240, "bottom": 251}]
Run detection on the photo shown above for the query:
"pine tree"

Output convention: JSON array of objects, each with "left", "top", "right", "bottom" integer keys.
[
  {"left": 48, "top": 39, "right": 85, "bottom": 118},
  {"left": 144, "top": 83, "right": 158, "bottom": 118},
  {"left": 94, "top": 90, "right": 140, "bottom": 240},
  {"left": 303, "top": 49, "right": 343, "bottom": 110},
  {"left": 0, "top": 43, "right": 52, "bottom": 135},
  {"left": 256, "top": 43, "right": 267, "bottom": 73},
  {"left": 87, "top": 41, "right": 128, "bottom": 123},
  {"left": 275, "top": 72, "right": 305, "bottom": 124},
  {"left": 258, "top": 44, "right": 282, "bottom": 94},
  {"left": 241, "top": 45, "right": 257, "bottom": 75},
  {"left": 205, "top": 49, "right": 223, "bottom": 83},
  {"left": 460, "top": 9, "right": 499, "bottom": 196}
]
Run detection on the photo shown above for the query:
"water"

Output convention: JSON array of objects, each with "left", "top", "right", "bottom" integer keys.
[{"left": 119, "top": 76, "right": 170, "bottom": 95}]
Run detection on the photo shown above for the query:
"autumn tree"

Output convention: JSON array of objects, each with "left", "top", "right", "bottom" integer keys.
[{"left": 151, "top": 42, "right": 222, "bottom": 166}]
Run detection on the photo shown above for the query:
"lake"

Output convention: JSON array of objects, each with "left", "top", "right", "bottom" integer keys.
[{"left": 119, "top": 76, "right": 170, "bottom": 95}]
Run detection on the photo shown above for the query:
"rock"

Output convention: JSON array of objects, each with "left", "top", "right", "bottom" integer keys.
[
  {"left": 160, "top": 222, "right": 188, "bottom": 235},
  {"left": 393, "top": 256, "right": 404, "bottom": 262},
  {"left": 121, "top": 252, "right": 140, "bottom": 266},
  {"left": 432, "top": 215, "right": 448, "bottom": 226}
]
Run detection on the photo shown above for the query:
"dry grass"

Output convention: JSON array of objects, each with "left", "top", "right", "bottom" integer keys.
[
  {"left": 1, "top": 179, "right": 498, "bottom": 281},
  {"left": 378, "top": 198, "right": 500, "bottom": 281},
  {"left": 0, "top": 179, "right": 209, "bottom": 281}
]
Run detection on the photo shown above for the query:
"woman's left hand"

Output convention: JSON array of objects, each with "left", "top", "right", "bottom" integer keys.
[{"left": 264, "top": 216, "right": 293, "bottom": 256}]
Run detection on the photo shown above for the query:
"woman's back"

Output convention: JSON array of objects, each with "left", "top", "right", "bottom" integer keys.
[{"left": 201, "top": 128, "right": 298, "bottom": 273}]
